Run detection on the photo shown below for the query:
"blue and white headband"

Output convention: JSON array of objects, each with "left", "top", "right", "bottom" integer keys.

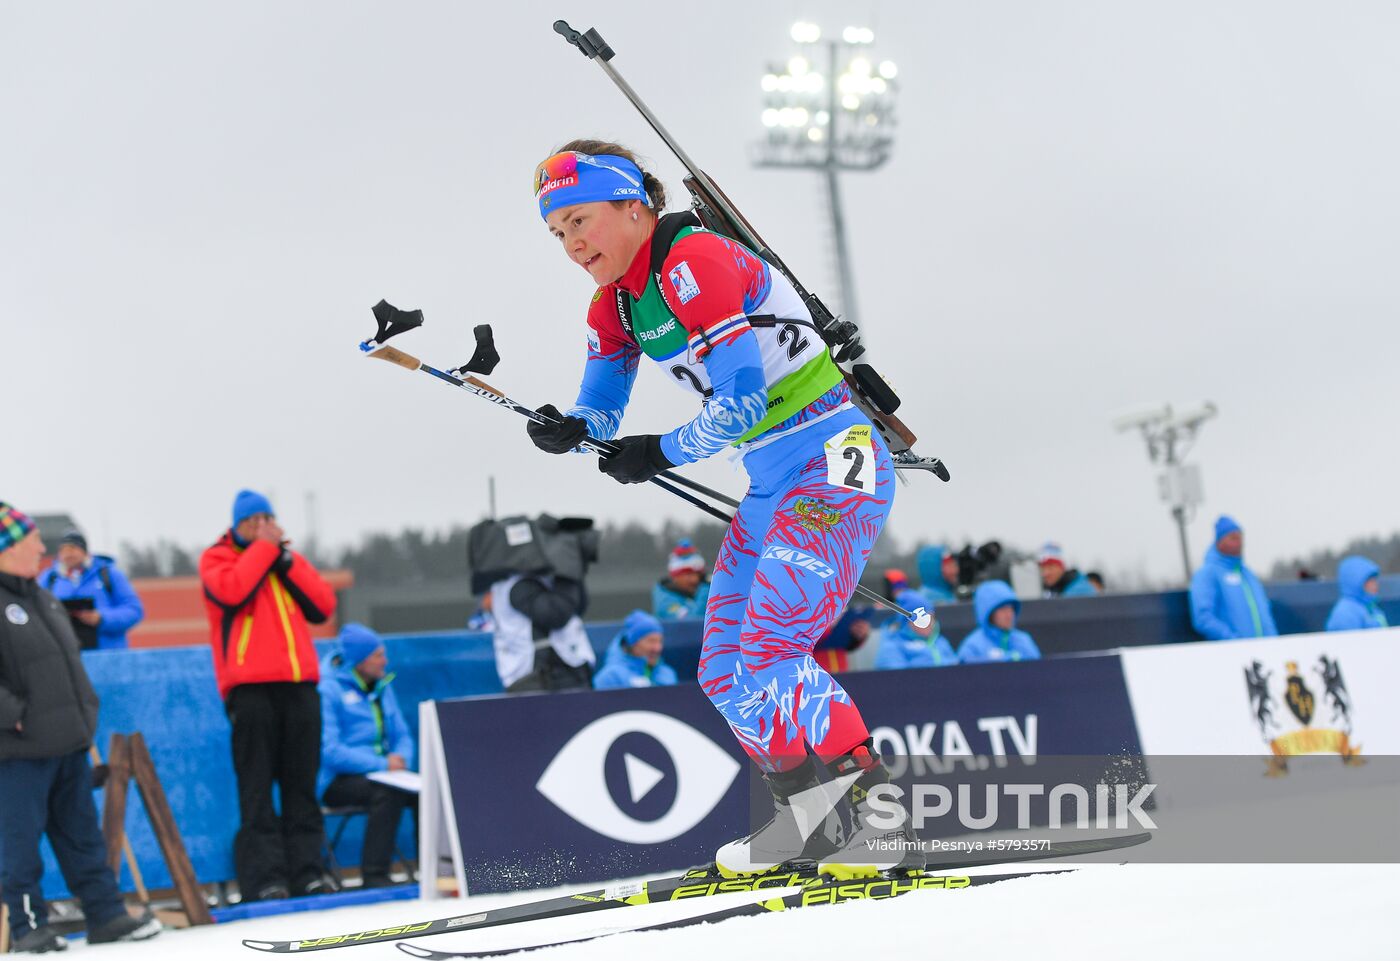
[{"left": 535, "top": 150, "right": 652, "bottom": 221}]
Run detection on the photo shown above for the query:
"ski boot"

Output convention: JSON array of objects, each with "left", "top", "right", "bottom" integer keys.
[
  {"left": 713, "top": 757, "right": 846, "bottom": 878},
  {"left": 818, "top": 740, "right": 926, "bottom": 880}
]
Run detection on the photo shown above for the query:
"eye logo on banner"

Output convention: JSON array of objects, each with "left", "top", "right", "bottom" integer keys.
[{"left": 536, "top": 710, "right": 740, "bottom": 844}]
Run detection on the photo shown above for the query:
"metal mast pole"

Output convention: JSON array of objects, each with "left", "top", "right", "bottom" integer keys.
[
  {"left": 1164, "top": 432, "right": 1193, "bottom": 582},
  {"left": 824, "top": 39, "right": 859, "bottom": 326}
]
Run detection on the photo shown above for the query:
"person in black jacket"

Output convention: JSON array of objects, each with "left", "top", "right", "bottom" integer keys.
[{"left": 0, "top": 501, "right": 161, "bottom": 952}]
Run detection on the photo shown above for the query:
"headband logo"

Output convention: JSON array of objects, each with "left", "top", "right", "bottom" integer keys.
[{"left": 536, "top": 173, "right": 577, "bottom": 197}]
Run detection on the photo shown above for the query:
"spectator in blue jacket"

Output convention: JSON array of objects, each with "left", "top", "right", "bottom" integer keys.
[
  {"left": 594, "top": 611, "right": 678, "bottom": 689},
  {"left": 652, "top": 540, "right": 711, "bottom": 620},
  {"left": 39, "top": 530, "right": 144, "bottom": 650},
  {"left": 1326, "top": 556, "right": 1389, "bottom": 632},
  {"left": 318, "top": 624, "right": 416, "bottom": 888},
  {"left": 959, "top": 581, "right": 1041, "bottom": 664},
  {"left": 915, "top": 545, "right": 959, "bottom": 605},
  {"left": 875, "top": 590, "right": 959, "bottom": 669},
  {"left": 1037, "top": 542, "right": 1098, "bottom": 598},
  {"left": 1189, "top": 515, "right": 1278, "bottom": 641}
]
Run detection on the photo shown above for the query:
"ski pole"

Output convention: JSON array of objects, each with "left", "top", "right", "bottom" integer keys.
[
  {"left": 363, "top": 347, "right": 743, "bottom": 514},
  {"left": 359, "top": 312, "right": 930, "bottom": 626},
  {"left": 359, "top": 301, "right": 743, "bottom": 510}
]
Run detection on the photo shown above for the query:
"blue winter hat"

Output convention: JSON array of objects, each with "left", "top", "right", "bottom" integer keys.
[
  {"left": 623, "top": 610, "right": 663, "bottom": 648},
  {"left": 896, "top": 589, "right": 931, "bottom": 617},
  {"left": 1214, "top": 515, "right": 1242, "bottom": 543},
  {"left": 232, "top": 489, "right": 274, "bottom": 527},
  {"left": 339, "top": 623, "right": 384, "bottom": 668}
]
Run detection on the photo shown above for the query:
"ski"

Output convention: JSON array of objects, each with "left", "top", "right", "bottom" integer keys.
[
  {"left": 394, "top": 869, "right": 1062, "bottom": 959},
  {"left": 240, "top": 832, "right": 1148, "bottom": 953}
]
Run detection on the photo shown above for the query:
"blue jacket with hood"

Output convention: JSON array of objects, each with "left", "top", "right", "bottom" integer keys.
[
  {"left": 1326, "top": 556, "right": 1388, "bottom": 632},
  {"left": 915, "top": 545, "right": 959, "bottom": 605},
  {"left": 317, "top": 652, "right": 415, "bottom": 798},
  {"left": 593, "top": 631, "right": 679, "bottom": 690},
  {"left": 1189, "top": 546, "right": 1278, "bottom": 641},
  {"left": 40, "top": 556, "right": 144, "bottom": 649},
  {"left": 958, "top": 581, "right": 1041, "bottom": 664}
]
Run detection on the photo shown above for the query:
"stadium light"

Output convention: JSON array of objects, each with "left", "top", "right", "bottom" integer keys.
[{"left": 752, "top": 23, "right": 899, "bottom": 328}]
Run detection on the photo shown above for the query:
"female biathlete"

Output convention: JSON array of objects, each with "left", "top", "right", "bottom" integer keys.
[{"left": 526, "top": 141, "right": 920, "bottom": 879}]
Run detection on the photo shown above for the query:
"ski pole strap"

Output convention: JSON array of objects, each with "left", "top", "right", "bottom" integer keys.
[
  {"left": 448, "top": 325, "right": 500, "bottom": 377},
  {"left": 366, "top": 299, "right": 423, "bottom": 348}
]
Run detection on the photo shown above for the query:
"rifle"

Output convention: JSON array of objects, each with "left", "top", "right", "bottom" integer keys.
[{"left": 553, "top": 21, "right": 948, "bottom": 481}]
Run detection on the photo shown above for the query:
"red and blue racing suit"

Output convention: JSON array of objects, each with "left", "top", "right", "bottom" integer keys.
[{"left": 569, "top": 225, "right": 894, "bottom": 772}]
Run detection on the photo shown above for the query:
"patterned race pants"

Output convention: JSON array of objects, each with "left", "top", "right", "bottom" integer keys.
[{"left": 697, "top": 409, "right": 894, "bottom": 772}]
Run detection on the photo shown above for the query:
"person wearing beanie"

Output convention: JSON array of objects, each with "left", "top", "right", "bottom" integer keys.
[
  {"left": 957, "top": 581, "right": 1041, "bottom": 664},
  {"left": 594, "top": 610, "right": 679, "bottom": 690},
  {"left": 1326, "top": 556, "right": 1389, "bottom": 632},
  {"left": 1036, "top": 542, "right": 1098, "bottom": 599},
  {"left": 198, "top": 489, "right": 338, "bottom": 901},
  {"left": 0, "top": 503, "right": 162, "bottom": 951},
  {"left": 317, "top": 624, "right": 416, "bottom": 888},
  {"left": 39, "top": 528, "right": 145, "bottom": 650},
  {"left": 652, "top": 539, "right": 711, "bottom": 620},
  {"left": 874, "top": 590, "right": 959, "bottom": 670},
  {"left": 1188, "top": 515, "right": 1278, "bottom": 641}
]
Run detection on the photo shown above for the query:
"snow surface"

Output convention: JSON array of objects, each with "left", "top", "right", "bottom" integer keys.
[{"left": 80, "top": 862, "right": 1398, "bottom": 961}]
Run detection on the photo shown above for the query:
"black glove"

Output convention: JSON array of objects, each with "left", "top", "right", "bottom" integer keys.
[
  {"left": 598, "top": 434, "right": 675, "bottom": 485},
  {"left": 527, "top": 404, "right": 589, "bottom": 454}
]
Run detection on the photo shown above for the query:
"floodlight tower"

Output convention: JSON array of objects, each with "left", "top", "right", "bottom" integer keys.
[
  {"left": 1115, "top": 403, "right": 1219, "bottom": 583},
  {"left": 753, "top": 22, "right": 899, "bottom": 329}
]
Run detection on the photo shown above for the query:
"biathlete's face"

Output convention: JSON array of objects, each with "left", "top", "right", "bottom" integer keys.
[{"left": 546, "top": 199, "right": 649, "bottom": 286}]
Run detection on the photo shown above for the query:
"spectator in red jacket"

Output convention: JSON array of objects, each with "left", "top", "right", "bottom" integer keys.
[{"left": 199, "top": 489, "right": 337, "bottom": 903}]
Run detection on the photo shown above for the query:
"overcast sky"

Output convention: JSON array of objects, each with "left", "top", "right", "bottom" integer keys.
[{"left": 3, "top": 1, "right": 1396, "bottom": 585}]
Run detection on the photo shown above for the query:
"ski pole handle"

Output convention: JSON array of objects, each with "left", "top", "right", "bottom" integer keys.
[{"left": 363, "top": 344, "right": 424, "bottom": 372}]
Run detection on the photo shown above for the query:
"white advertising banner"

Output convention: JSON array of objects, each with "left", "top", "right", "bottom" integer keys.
[{"left": 1121, "top": 627, "right": 1400, "bottom": 757}]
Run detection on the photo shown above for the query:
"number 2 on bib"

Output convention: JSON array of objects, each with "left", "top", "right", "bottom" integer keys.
[{"left": 824, "top": 425, "right": 875, "bottom": 491}]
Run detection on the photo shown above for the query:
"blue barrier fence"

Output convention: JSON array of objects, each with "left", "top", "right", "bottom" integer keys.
[{"left": 41, "top": 572, "right": 1398, "bottom": 898}]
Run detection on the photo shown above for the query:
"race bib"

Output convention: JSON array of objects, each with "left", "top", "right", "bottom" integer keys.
[{"left": 824, "top": 425, "right": 874, "bottom": 491}]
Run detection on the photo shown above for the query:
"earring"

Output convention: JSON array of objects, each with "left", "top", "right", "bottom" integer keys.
[{"left": 632, "top": 213, "right": 638, "bottom": 221}]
